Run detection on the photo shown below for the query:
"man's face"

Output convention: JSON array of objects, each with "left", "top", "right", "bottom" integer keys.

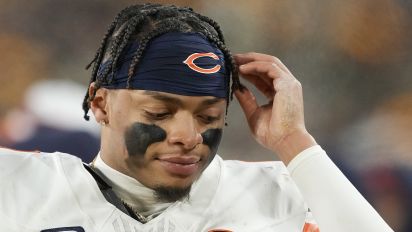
[{"left": 101, "top": 89, "right": 226, "bottom": 201}]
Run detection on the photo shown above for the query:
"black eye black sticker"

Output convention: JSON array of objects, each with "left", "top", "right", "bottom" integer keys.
[
  {"left": 201, "top": 128, "right": 223, "bottom": 156},
  {"left": 124, "top": 122, "right": 166, "bottom": 156}
]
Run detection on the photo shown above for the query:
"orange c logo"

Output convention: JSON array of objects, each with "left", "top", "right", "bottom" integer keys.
[{"left": 183, "top": 52, "right": 222, "bottom": 74}]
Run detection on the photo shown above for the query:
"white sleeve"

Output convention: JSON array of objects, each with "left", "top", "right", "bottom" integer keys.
[{"left": 287, "top": 145, "right": 393, "bottom": 232}]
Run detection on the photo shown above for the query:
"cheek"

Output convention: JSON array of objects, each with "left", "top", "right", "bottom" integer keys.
[
  {"left": 201, "top": 128, "right": 223, "bottom": 158},
  {"left": 124, "top": 122, "right": 167, "bottom": 156}
]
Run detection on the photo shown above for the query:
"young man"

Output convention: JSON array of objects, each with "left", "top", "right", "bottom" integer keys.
[{"left": 0, "top": 4, "right": 393, "bottom": 232}]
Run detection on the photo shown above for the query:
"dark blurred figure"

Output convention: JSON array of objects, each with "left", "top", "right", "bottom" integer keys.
[
  {"left": 4, "top": 120, "right": 99, "bottom": 164},
  {"left": 13, "top": 125, "right": 99, "bottom": 162}
]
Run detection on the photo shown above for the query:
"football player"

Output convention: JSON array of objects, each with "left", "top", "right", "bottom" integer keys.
[{"left": 0, "top": 3, "right": 393, "bottom": 232}]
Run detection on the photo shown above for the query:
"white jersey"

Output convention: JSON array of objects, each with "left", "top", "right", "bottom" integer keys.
[
  {"left": 0, "top": 147, "right": 313, "bottom": 232},
  {"left": 0, "top": 146, "right": 393, "bottom": 232}
]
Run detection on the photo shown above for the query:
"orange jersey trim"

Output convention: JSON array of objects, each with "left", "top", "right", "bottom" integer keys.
[{"left": 303, "top": 223, "right": 320, "bottom": 232}]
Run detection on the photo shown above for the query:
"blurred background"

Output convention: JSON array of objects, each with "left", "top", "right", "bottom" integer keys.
[{"left": 0, "top": 0, "right": 411, "bottom": 230}]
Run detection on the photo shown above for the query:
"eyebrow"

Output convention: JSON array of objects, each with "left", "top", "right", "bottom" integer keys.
[
  {"left": 143, "top": 91, "right": 183, "bottom": 106},
  {"left": 201, "top": 98, "right": 224, "bottom": 106},
  {"left": 142, "top": 91, "right": 224, "bottom": 107}
]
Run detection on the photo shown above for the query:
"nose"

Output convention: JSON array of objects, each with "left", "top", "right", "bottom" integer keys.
[{"left": 168, "top": 113, "right": 203, "bottom": 150}]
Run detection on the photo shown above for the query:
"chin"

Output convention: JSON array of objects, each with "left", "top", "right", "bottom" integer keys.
[
  {"left": 152, "top": 182, "right": 193, "bottom": 202},
  {"left": 150, "top": 168, "right": 202, "bottom": 202}
]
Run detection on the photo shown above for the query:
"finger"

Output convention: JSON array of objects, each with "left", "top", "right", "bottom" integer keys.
[
  {"left": 241, "top": 71, "right": 273, "bottom": 87},
  {"left": 272, "top": 57, "right": 292, "bottom": 75},
  {"left": 239, "top": 61, "right": 286, "bottom": 81},
  {"left": 240, "top": 73, "right": 274, "bottom": 99},
  {"left": 234, "top": 52, "right": 276, "bottom": 65},
  {"left": 234, "top": 86, "right": 259, "bottom": 121},
  {"left": 235, "top": 52, "right": 292, "bottom": 74}
]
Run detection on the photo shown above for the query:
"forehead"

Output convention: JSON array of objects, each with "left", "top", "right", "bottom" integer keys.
[{"left": 110, "top": 89, "right": 226, "bottom": 108}]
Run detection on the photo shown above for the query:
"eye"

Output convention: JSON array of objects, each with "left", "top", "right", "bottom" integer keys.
[
  {"left": 144, "top": 111, "right": 171, "bottom": 120},
  {"left": 198, "top": 115, "right": 221, "bottom": 124}
]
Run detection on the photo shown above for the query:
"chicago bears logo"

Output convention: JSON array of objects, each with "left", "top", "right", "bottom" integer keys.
[{"left": 183, "top": 52, "right": 221, "bottom": 74}]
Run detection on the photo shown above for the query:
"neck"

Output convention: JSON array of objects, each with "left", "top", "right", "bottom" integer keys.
[{"left": 92, "top": 153, "right": 172, "bottom": 218}]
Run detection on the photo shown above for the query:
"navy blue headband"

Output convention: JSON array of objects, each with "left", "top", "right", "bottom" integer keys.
[{"left": 98, "top": 32, "right": 228, "bottom": 98}]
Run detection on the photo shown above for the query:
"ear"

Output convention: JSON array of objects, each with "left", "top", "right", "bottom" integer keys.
[{"left": 89, "top": 82, "right": 109, "bottom": 124}]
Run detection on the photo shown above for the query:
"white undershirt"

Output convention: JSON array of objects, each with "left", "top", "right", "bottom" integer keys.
[
  {"left": 93, "top": 154, "right": 172, "bottom": 219},
  {"left": 287, "top": 145, "right": 393, "bottom": 232}
]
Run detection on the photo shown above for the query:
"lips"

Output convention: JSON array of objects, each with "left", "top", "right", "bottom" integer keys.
[{"left": 157, "top": 155, "right": 201, "bottom": 176}]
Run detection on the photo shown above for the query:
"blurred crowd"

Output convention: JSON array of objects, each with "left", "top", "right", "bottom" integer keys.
[
  {"left": 0, "top": 34, "right": 100, "bottom": 162},
  {"left": 0, "top": 0, "right": 411, "bottom": 231}
]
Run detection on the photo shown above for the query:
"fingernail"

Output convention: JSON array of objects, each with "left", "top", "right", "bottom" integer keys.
[{"left": 233, "top": 83, "right": 246, "bottom": 93}]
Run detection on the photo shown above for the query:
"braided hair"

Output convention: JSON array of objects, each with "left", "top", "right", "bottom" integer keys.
[{"left": 82, "top": 3, "right": 240, "bottom": 121}]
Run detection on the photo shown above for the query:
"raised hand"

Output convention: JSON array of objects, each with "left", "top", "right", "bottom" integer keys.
[{"left": 234, "top": 52, "right": 317, "bottom": 164}]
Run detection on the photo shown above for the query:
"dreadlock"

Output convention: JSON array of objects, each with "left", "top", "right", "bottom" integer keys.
[{"left": 82, "top": 3, "right": 240, "bottom": 121}]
